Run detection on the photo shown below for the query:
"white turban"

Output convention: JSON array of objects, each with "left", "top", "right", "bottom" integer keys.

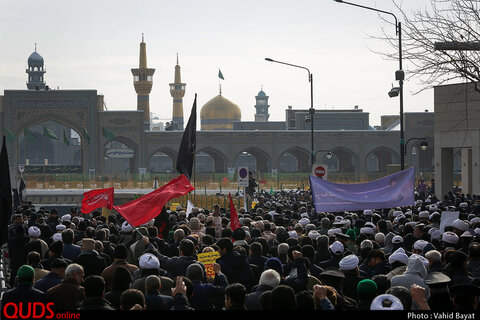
[
  {"left": 419, "top": 211, "right": 429, "bottom": 219},
  {"left": 393, "top": 210, "right": 403, "bottom": 217},
  {"left": 308, "top": 230, "right": 321, "bottom": 240},
  {"left": 388, "top": 249, "right": 408, "bottom": 265},
  {"left": 300, "top": 213, "right": 309, "bottom": 219},
  {"left": 327, "top": 228, "right": 342, "bottom": 237},
  {"left": 360, "top": 240, "right": 373, "bottom": 249},
  {"left": 429, "top": 205, "right": 438, "bottom": 212},
  {"left": 363, "top": 210, "right": 373, "bottom": 216},
  {"left": 329, "top": 241, "right": 344, "bottom": 255},
  {"left": 121, "top": 221, "right": 133, "bottom": 233},
  {"left": 413, "top": 240, "right": 429, "bottom": 251},
  {"left": 139, "top": 253, "right": 160, "bottom": 270},
  {"left": 470, "top": 217, "right": 480, "bottom": 225},
  {"left": 56, "top": 224, "right": 66, "bottom": 232},
  {"left": 52, "top": 232, "right": 62, "bottom": 242},
  {"left": 410, "top": 253, "right": 430, "bottom": 269},
  {"left": 360, "top": 227, "right": 373, "bottom": 235},
  {"left": 339, "top": 254, "right": 359, "bottom": 271},
  {"left": 453, "top": 219, "right": 469, "bottom": 232},
  {"left": 370, "top": 294, "right": 403, "bottom": 310},
  {"left": 474, "top": 228, "right": 480, "bottom": 235},
  {"left": 392, "top": 235, "right": 404, "bottom": 244},
  {"left": 299, "top": 217, "right": 310, "bottom": 227},
  {"left": 60, "top": 214, "right": 71, "bottom": 222},
  {"left": 442, "top": 231, "right": 459, "bottom": 244},
  {"left": 288, "top": 230, "right": 297, "bottom": 238},
  {"left": 459, "top": 202, "right": 468, "bottom": 208},
  {"left": 28, "top": 226, "right": 41, "bottom": 238}
]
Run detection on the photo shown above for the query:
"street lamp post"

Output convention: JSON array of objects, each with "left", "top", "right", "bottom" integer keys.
[
  {"left": 265, "top": 58, "right": 315, "bottom": 166},
  {"left": 334, "top": 0, "right": 405, "bottom": 170},
  {"left": 404, "top": 137, "right": 428, "bottom": 167}
]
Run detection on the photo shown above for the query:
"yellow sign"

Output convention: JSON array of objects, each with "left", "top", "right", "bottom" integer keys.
[
  {"left": 197, "top": 251, "right": 221, "bottom": 278},
  {"left": 252, "top": 201, "right": 258, "bottom": 209}
]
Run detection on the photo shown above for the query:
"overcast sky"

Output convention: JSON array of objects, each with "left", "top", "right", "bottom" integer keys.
[{"left": 0, "top": 0, "right": 439, "bottom": 126}]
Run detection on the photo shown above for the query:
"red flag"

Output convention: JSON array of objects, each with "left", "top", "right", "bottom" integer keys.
[
  {"left": 81, "top": 187, "right": 114, "bottom": 213},
  {"left": 228, "top": 193, "right": 241, "bottom": 231},
  {"left": 114, "top": 174, "right": 194, "bottom": 227}
]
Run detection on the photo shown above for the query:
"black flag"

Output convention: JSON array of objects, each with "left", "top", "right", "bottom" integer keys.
[
  {"left": 0, "top": 136, "right": 12, "bottom": 247},
  {"left": 176, "top": 94, "right": 197, "bottom": 180},
  {"left": 19, "top": 178, "right": 26, "bottom": 202}
]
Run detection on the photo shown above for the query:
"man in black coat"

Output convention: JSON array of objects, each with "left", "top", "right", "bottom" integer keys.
[
  {"left": 2, "top": 265, "right": 46, "bottom": 315},
  {"left": 34, "top": 258, "right": 68, "bottom": 293},
  {"left": 245, "top": 269, "right": 281, "bottom": 310},
  {"left": 73, "top": 238, "right": 107, "bottom": 277},
  {"left": 77, "top": 275, "right": 115, "bottom": 310},
  {"left": 216, "top": 238, "right": 253, "bottom": 291},
  {"left": 7, "top": 225, "right": 30, "bottom": 287},
  {"left": 144, "top": 275, "right": 174, "bottom": 310}
]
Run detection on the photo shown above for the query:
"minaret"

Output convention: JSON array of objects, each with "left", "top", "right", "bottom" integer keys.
[
  {"left": 169, "top": 54, "right": 186, "bottom": 130},
  {"left": 254, "top": 86, "right": 270, "bottom": 122},
  {"left": 26, "top": 43, "right": 46, "bottom": 90},
  {"left": 131, "top": 34, "right": 155, "bottom": 129}
]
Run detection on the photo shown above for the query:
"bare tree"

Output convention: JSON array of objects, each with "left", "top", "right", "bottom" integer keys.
[{"left": 371, "top": 0, "right": 480, "bottom": 93}]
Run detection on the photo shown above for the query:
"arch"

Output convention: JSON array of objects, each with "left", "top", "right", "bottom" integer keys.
[
  {"left": 148, "top": 147, "right": 177, "bottom": 173},
  {"left": 197, "top": 147, "right": 227, "bottom": 173},
  {"left": 325, "top": 147, "right": 358, "bottom": 173},
  {"left": 103, "top": 136, "right": 139, "bottom": 175},
  {"left": 235, "top": 147, "right": 271, "bottom": 174},
  {"left": 366, "top": 147, "right": 399, "bottom": 173},
  {"left": 279, "top": 147, "right": 310, "bottom": 172}
]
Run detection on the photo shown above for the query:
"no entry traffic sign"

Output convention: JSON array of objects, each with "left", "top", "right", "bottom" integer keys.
[{"left": 312, "top": 164, "right": 328, "bottom": 180}]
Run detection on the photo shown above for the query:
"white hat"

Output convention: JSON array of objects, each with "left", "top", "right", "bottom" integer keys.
[
  {"left": 335, "top": 216, "right": 344, "bottom": 222},
  {"left": 139, "top": 253, "right": 160, "bottom": 270},
  {"left": 425, "top": 198, "right": 432, "bottom": 204},
  {"left": 360, "top": 227, "right": 373, "bottom": 235},
  {"left": 388, "top": 249, "right": 408, "bottom": 265},
  {"left": 429, "top": 204, "right": 438, "bottom": 212},
  {"left": 442, "top": 231, "right": 459, "bottom": 244},
  {"left": 363, "top": 210, "right": 373, "bottom": 216},
  {"left": 52, "top": 232, "right": 62, "bottom": 242},
  {"left": 360, "top": 239, "right": 373, "bottom": 249},
  {"left": 329, "top": 241, "right": 344, "bottom": 255},
  {"left": 470, "top": 217, "right": 480, "bottom": 225},
  {"left": 413, "top": 240, "right": 429, "bottom": 251},
  {"left": 459, "top": 202, "right": 468, "bottom": 208},
  {"left": 415, "top": 200, "right": 423, "bottom": 206},
  {"left": 60, "top": 214, "right": 71, "bottom": 222},
  {"left": 121, "top": 221, "right": 133, "bottom": 233},
  {"left": 364, "top": 222, "right": 376, "bottom": 230},
  {"left": 429, "top": 229, "right": 442, "bottom": 241},
  {"left": 28, "top": 226, "right": 41, "bottom": 238},
  {"left": 308, "top": 230, "right": 321, "bottom": 240},
  {"left": 299, "top": 217, "right": 310, "bottom": 227},
  {"left": 410, "top": 254, "right": 430, "bottom": 269},
  {"left": 300, "top": 212, "right": 309, "bottom": 219},
  {"left": 56, "top": 224, "right": 66, "bottom": 232},
  {"left": 393, "top": 210, "right": 403, "bottom": 217},
  {"left": 474, "top": 228, "right": 480, "bottom": 235},
  {"left": 370, "top": 294, "right": 403, "bottom": 310},
  {"left": 327, "top": 228, "right": 342, "bottom": 237},
  {"left": 288, "top": 230, "right": 297, "bottom": 238},
  {"left": 419, "top": 211, "right": 429, "bottom": 219},
  {"left": 339, "top": 254, "right": 359, "bottom": 271},
  {"left": 392, "top": 235, "right": 404, "bottom": 244},
  {"left": 453, "top": 219, "right": 469, "bottom": 231}
]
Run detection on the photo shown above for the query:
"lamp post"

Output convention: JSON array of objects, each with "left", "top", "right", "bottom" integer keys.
[
  {"left": 334, "top": 0, "right": 405, "bottom": 170},
  {"left": 265, "top": 58, "right": 315, "bottom": 166},
  {"left": 404, "top": 137, "right": 428, "bottom": 167}
]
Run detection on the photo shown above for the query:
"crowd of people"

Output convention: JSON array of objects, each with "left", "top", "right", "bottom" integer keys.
[{"left": 2, "top": 184, "right": 480, "bottom": 312}]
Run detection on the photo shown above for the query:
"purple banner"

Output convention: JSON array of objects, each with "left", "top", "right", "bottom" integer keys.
[{"left": 309, "top": 167, "right": 415, "bottom": 213}]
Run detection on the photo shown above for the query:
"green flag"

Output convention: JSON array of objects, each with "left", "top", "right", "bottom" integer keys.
[
  {"left": 102, "top": 127, "right": 115, "bottom": 140},
  {"left": 83, "top": 127, "right": 91, "bottom": 144},
  {"left": 3, "top": 128, "right": 14, "bottom": 143},
  {"left": 63, "top": 128, "right": 70, "bottom": 146},
  {"left": 218, "top": 69, "right": 224, "bottom": 80},
  {"left": 24, "top": 127, "right": 36, "bottom": 141},
  {"left": 270, "top": 186, "right": 274, "bottom": 195},
  {"left": 43, "top": 126, "right": 58, "bottom": 140}
]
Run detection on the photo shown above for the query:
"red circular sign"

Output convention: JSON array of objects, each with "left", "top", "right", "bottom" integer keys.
[{"left": 314, "top": 166, "right": 326, "bottom": 177}]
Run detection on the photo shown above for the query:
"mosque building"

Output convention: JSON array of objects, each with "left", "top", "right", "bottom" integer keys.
[{"left": 0, "top": 37, "right": 436, "bottom": 181}]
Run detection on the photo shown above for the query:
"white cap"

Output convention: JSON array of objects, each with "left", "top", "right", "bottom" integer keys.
[
  {"left": 388, "top": 249, "right": 409, "bottom": 265},
  {"left": 413, "top": 240, "right": 429, "bottom": 251},
  {"left": 429, "top": 229, "right": 442, "bottom": 241},
  {"left": 470, "top": 217, "right": 480, "bottom": 225},
  {"left": 360, "top": 239, "right": 373, "bottom": 249},
  {"left": 429, "top": 205, "right": 438, "bottom": 212},
  {"left": 60, "top": 214, "right": 71, "bottom": 222},
  {"left": 442, "top": 231, "right": 459, "bottom": 244},
  {"left": 300, "top": 212, "right": 309, "bottom": 219},
  {"left": 56, "top": 224, "right": 66, "bottom": 232},
  {"left": 415, "top": 200, "right": 423, "bottom": 206},
  {"left": 393, "top": 210, "right": 403, "bottom": 217},
  {"left": 329, "top": 241, "right": 344, "bottom": 255},
  {"left": 370, "top": 294, "right": 404, "bottom": 310},
  {"left": 52, "top": 232, "right": 62, "bottom": 242},
  {"left": 308, "top": 230, "right": 321, "bottom": 240},
  {"left": 360, "top": 227, "right": 373, "bottom": 235},
  {"left": 453, "top": 219, "right": 469, "bottom": 231},
  {"left": 121, "top": 221, "right": 133, "bottom": 232},
  {"left": 363, "top": 210, "right": 373, "bottom": 216},
  {"left": 474, "top": 228, "right": 480, "bottom": 235},
  {"left": 392, "top": 235, "right": 404, "bottom": 244},
  {"left": 335, "top": 216, "right": 344, "bottom": 222},
  {"left": 459, "top": 202, "right": 468, "bottom": 208},
  {"left": 139, "top": 253, "right": 160, "bottom": 270},
  {"left": 28, "top": 226, "right": 41, "bottom": 238},
  {"left": 288, "top": 230, "right": 297, "bottom": 238},
  {"left": 327, "top": 228, "right": 342, "bottom": 237},
  {"left": 419, "top": 211, "right": 429, "bottom": 219},
  {"left": 299, "top": 217, "right": 310, "bottom": 227},
  {"left": 339, "top": 254, "right": 359, "bottom": 271}
]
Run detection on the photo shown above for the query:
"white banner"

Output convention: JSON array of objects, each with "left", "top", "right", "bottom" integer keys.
[{"left": 440, "top": 211, "right": 459, "bottom": 233}]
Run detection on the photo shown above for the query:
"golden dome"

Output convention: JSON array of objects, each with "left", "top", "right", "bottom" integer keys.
[{"left": 200, "top": 94, "right": 242, "bottom": 130}]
